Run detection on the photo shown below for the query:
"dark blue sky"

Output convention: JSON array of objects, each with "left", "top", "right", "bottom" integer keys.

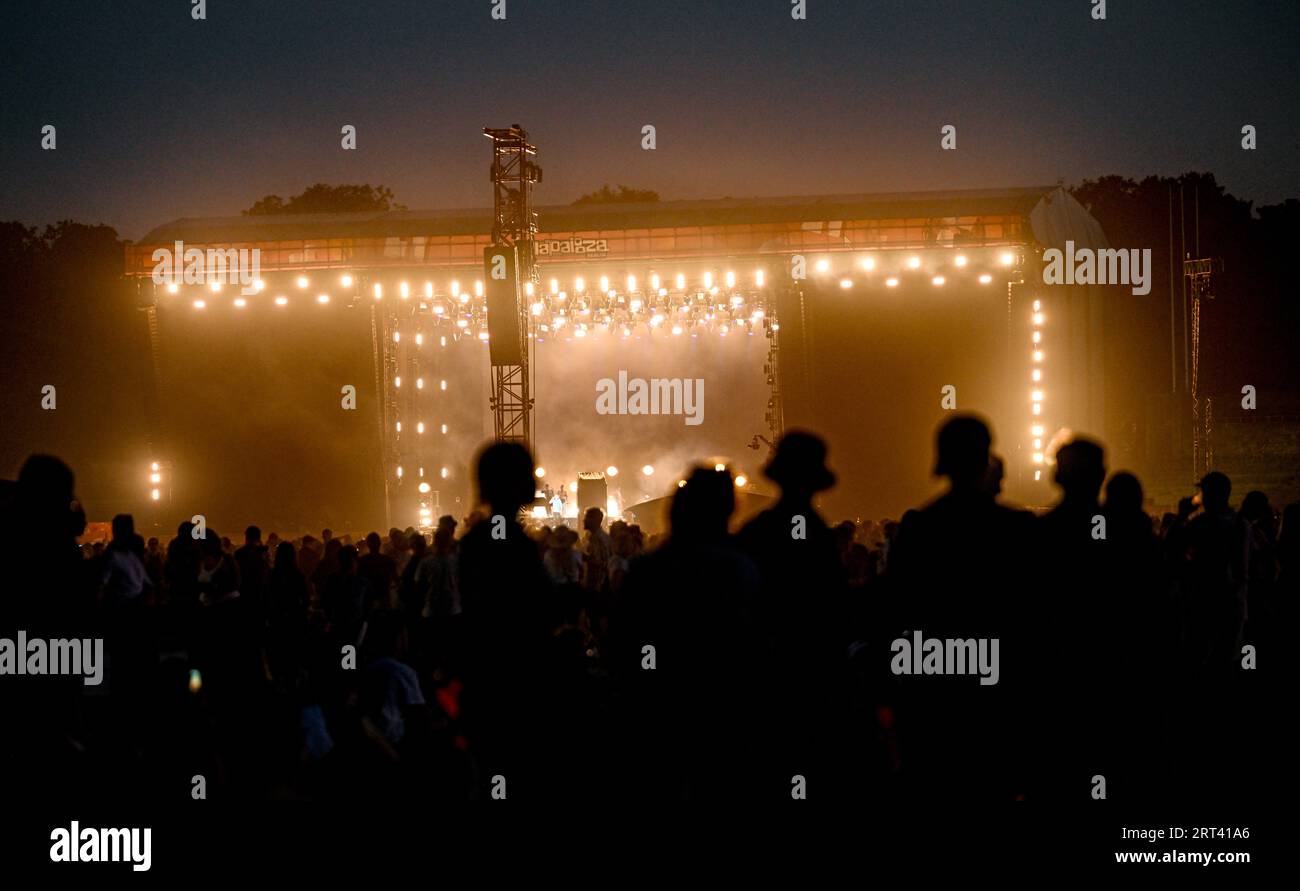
[{"left": 3, "top": 0, "right": 1297, "bottom": 239}]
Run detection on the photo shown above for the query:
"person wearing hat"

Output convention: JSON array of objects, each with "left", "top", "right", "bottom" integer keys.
[{"left": 737, "top": 430, "right": 849, "bottom": 797}]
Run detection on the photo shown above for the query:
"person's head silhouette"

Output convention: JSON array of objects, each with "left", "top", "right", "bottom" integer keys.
[
  {"left": 1054, "top": 439, "right": 1106, "bottom": 503},
  {"left": 1197, "top": 471, "right": 1231, "bottom": 512},
  {"left": 1104, "top": 471, "right": 1144, "bottom": 514},
  {"left": 934, "top": 415, "right": 992, "bottom": 488},
  {"left": 671, "top": 467, "right": 735, "bottom": 542},
  {"left": 475, "top": 441, "right": 536, "bottom": 516},
  {"left": 762, "top": 430, "right": 835, "bottom": 501}
]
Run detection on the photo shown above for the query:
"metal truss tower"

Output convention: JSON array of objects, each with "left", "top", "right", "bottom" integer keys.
[{"left": 483, "top": 125, "right": 542, "bottom": 450}]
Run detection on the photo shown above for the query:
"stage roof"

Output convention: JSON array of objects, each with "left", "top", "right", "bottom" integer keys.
[{"left": 137, "top": 186, "right": 1057, "bottom": 246}]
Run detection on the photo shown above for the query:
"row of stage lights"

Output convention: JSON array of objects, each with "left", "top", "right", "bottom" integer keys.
[{"left": 1029, "top": 298, "right": 1047, "bottom": 478}]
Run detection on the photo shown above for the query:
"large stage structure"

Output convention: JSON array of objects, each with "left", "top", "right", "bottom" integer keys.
[{"left": 128, "top": 181, "right": 1112, "bottom": 529}]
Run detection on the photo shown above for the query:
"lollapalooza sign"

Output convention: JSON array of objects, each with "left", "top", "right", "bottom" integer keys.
[{"left": 535, "top": 235, "right": 610, "bottom": 257}]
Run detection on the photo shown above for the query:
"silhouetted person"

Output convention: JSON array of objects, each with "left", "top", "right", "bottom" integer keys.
[
  {"left": 611, "top": 467, "right": 762, "bottom": 801},
  {"left": 886, "top": 415, "right": 1034, "bottom": 801},
  {"left": 456, "top": 442, "right": 553, "bottom": 796},
  {"left": 737, "top": 430, "right": 850, "bottom": 795},
  {"left": 357, "top": 532, "right": 396, "bottom": 612},
  {"left": 235, "top": 525, "right": 270, "bottom": 618}
]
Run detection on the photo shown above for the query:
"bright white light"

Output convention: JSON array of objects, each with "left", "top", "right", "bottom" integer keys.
[
  {"left": 715, "top": 463, "right": 726, "bottom": 472},
  {"left": 1031, "top": 425, "right": 1044, "bottom": 437},
  {"left": 1033, "top": 300, "right": 1042, "bottom": 312},
  {"left": 415, "top": 333, "right": 423, "bottom": 346},
  {"left": 396, "top": 466, "right": 403, "bottom": 478},
  {"left": 193, "top": 299, "right": 206, "bottom": 309},
  {"left": 735, "top": 475, "right": 748, "bottom": 487},
  {"left": 755, "top": 269, "right": 765, "bottom": 286},
  {"left": 1032, "top": 452, "right": 1044, "bottom": 465},
  {"left": 425, "top": 282, "right": 434, "bottom": 298},
  {"left": 254, "top": 279, "right": 266, "bottom": 292},
  {"left": 395, "top": 376, "right": 401, "bottom": 388},
  {"left": 418, "top": 481, "right": 431, "bottom": 494},
  {"left": 373, "top": 283, "right": 383, "bottom": 300},
  {"left": 1001, "top": 253, "right": 1015, "bottom": 266},
  {"left": 440, "top": 379, "right": 447, "bottom": 391},
  {"left": 341, "top": 274, "right": 354, "bottom": 287},
  {"left": 151, "top": 462, "right": 159, "bottom": 472},
  {"left": 550, "top": 278, "right": 559, "bottom": 295},
  {"left": 575, "top": 277, "right": 585, "bottom": 292},
  {"left": 396, "top": 422, "right": 401, "bottom": 432},
  {"left": 166, "top": 282, "right": 179, "bottom": 294},
  {"left": 450, "top": 280, "right": 460, "bottom": 297},
  {"left": 568, "top": 482, "right": 578, "bottom": 494},
  {"left": 393, "top": 331, "right": 400, "bottom": 343},
  {"left": 703, "top": 271, "right": 713, "bottom": 288},
  {"left": 885, "top": 277, "right": 899, "bottom": 288},
  {"left": 671, "top": 324, "right": 683, "bottom": 336},
  {"left": 979, "top": 274, "right": 993, "bottom": 284},
  {"left": 862, "top": 257, "right": 875, "bottom": 271},
  {"left": 535, "top": 467, "right": 546, "bottom": 478},
  {"left": 725, "top": 271, "right": 735, "bottom": 288},
  {"left": 1032, "top": 369, "right": 1042, "bottom": 382},
  {"left": 1031, "top": 390, "right": 1044, "bottom": 402},
  {"left": 400, "top": 282, "right": 410, "bottom": 298},
  {"left": 1033, "top": 312, "right": 1045, "bottom": 325},
  {"left": 150, "top": 473, "right": 161, "bottom": 483},
  {"left": 151, "top": 488, "right": 160, "bottom": 501},
  {"left": 650, "top": 274, "right": 660, "bottom": 291},
  {"left": 599, "top": 276, "right": 610, "bottom": 293},
  {"left": 642, "top": 465, "right": 654, "bottom": 476},
  {"left": 297, "top": 276, "right": 309, "bottom": 289},
  {"left": 675, "top": 273, "right": 685, "bottom": 289},
  {"left": 1033, "top": 350, "right": 1044, "bottom": 362},
  {"left": 907, "top": 257, "right": 921, "bottom": 269},
  {"left": 531, "top": 302, "right": 544, "bottom": 316},
  {"left": 954, "top": 255, "right": 967, "bottom": 267},
  {"left": 233, "top": 297, "right": 247, "bottom": 308},
  {"left": 1032, "top": 331, "right": 1041, "bottom": 343},
  {"left": 441, "top": 467, "right": 449, "bottom": 479},
  {"left": 416, "top": 378, "right": 424, "bottom": 389},
  {"left": 441, "top": 424, "right": 447, "bottom": 434},
  {"left": 840, "top": 279, "right": 853, "bottom": 289},
  {"left": 606, "top": 465, "right": 618, "bottom": 477},
  {"left": 275, "top": 295, "right": 288, "bottom": 306},
  {"left": 417, "top": 422, "right": 425, "bottom": 434},
  {"left": 317, "top": 294, "right": 329, "bottom": 304},
  {"left": 627, "top": 275, "right": 637, "bottom": 292},
  {"left": 932, "top": 276, "right": 945, "bottom": 286}
]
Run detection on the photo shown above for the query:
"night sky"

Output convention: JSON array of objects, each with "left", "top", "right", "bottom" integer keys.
[{"left": 3, "top": 0, "right": 1297, "bottom": 238}]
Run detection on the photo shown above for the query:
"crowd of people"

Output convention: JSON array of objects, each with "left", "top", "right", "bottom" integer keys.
[{"left": 1, "top": 416, "right": 1293, "bottom": 803}]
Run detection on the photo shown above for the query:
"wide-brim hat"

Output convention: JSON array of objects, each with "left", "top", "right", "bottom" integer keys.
[{"left": 763, "top": 431, "right": 836, "bottom": 492}]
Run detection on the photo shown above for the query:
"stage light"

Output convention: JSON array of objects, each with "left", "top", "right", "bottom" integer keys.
[
  {"left": 815, "top": 259, "right": 830, "bottom": 273},
  {"left": 393, "top": 332, "right": 400, "bottom": 343},
  {"left": 416, "top": 377, "right": 424, "bottom": 389},
  {"left": 415, "top": 333, "right": 423, "bottom": 346},
  {"left": 396, "top": 422, "right": 401, "bottom": 432},
  {"left": 1031, "top": 425, "right": 1044, "bottom": 437},
  {"left": 441, "top": 424, "right": 447, "bottom": 434},
  {"left": 396, "top": 466, "right": 403, "bottom": 478},
  {"left": 400, "top": 281, "right": 410, "bottom": 298},
  {"left": 628, "top": 275, "right": 637, "bottom": 292},
  {"left": 1033, "top": 299, "right": 1041, "bottom": 311},
  {"left": 1032, "top": 331, "right": 1041, "bottom": 343},
  {"left": 297, "top": 276, "right": 309, "bottom": 289},
  {"left": 862, "top": 257, "right": 875, "bottom": 271},
  {"left": 1033, "top": 438, "right": 1042, "bottom": 449},
  {"left": 457, "top": 319, "right": 469, "bottom": 328},
  {"left": 630, "top": 298, "right": 643, "bottom": 311},
  {"left": 715, "top": 463, "right": 726, "bottom": 471},
  {"left": 417, "top": 422, "right": 425, "bottom": 434},
  {"left": 450, "top": 280, "right": 460, "bottom": 297},
  {"left": 234, "top": 297, "right": 247, "bottom": 307},
  {"left": 576, "top": 276, "right": 585, "bottom": 292},
  {"left": 395, "top": 376, "right": 401, "bottom": 387},
  {"left": 550, "top": 278, "right": 559, "bottom": 295},
  {"left": 932, "top": 276, "right": 945, "bottom": 286},
  {"left": 425, "top": 282, "right": 434, "bottom": 298},
  {"left": 568, "top": 482, "right": 578, "bottom": 493},
  {"left": 650, "top": 273, "right": 661, "bottom": 291},
  {"left": 735, "top": 475, "right": 748, "bottom": 487},
  {"left": 151, "top": 489, "right": 160, "bottom": 501},
  {"left": 675, "top": 273, "right": 685, "bottom": 289},
  {"left": 575, "top": 327, "right": 587, "bottom": 338},
  {"left": 531, "top": 302, "right": 544, "bottom": 316},
  {"left": 441, "top": 467, "right": 449, "bottom": 479},
  {"left": 642, "top": 465, "right": 654, "bottom": 476},
  {"left": 597, "top": 276, "right": 609, "bottom": 293},
  {"left": 755, "top": 269, "right": 765, "bottom": 286},
  {"left": 418, "top": 481, "right": 431, "bottom": 494},
  {"left": 650, "top": 313, "right": 664, "bottom": 327},
  {"left": 671, "top": 324, "right": 683, "bottom": 336},
  {"left": 275, "top": 295, "right": 288, "bottom": 306},
  {"left": 719, "top": 325, "right": 729, "bottom": 336},
  {"left": 209, "top": 281, "right": 222, "bottom": 293},
  {"left": 725, "top": 271, "right": 735, "bottom": 288},
  {"left": 885, "top": 277, "right": 899, "bottom": 288},
  {"left": 1032, "top": 452, "right": 1044, "bottom": 465},
  {"left": 606, "top": 466, "right": 618, "bottom": 477},
  {"left": 525, "top": 281, "right": 534, "bottom": 296},
  {"left": 373, "top": 283, "right": 383, "bottom": 300},
  {"left": 193, "top": 299, "right": 206, "bottom": 309},
  {"left": 677, "top": 479, "right": 686, "bottom": 488},
  {"left": 150, "top": 473, "right": 161, "bottom": 484},
  {"left": 954, "top": 255, "right": 967, "bottom": 267},
  {"left": 1032, "top": 404, "right": 1041, "bottom": 415},
  {"left": 151, "top": 462, "right": 159, "bottom": 472},
  {"left": 1035, "top": 470, "right": 1042, "bottom": 481},
  {"left": 166, "top": 282, "right": 179, "bottom": 294},
  {"left": 840, "top": 279, "right": 853, "bottom": 289},
  {"left": 254, "top": 279, "right": 266, "bottom": 292},
  {"left": 907, "top": 257, "right": 921, "bottom": 269},
  {"left": 440, "top": 379, "right": 447, "bottom": 390},
  {"left": 317, "top": 294, "right": 330, "bottom": 304},
  {"left": 440, "top": 336, "right": 446, "bottom": 347},
  {"left": 979, "top": 274, "right": 993, "bottom": 284},
  {"left": 1031, "top": 390, "right": 1043, "bottom": 402},
  {"left": 1032, "top": 369, "right": 1042, "bottom": 382},
  {"left": 535, "top": 467, "right": 546, "bottom": 478},
  {"left": 1033, "top": 312, "right": 1044, "bottom": 325},
  {"left": 342, "top": 274, "right": 354, "bottom": 287},
  {"left": 1000, "top": 253, "right": 1015, "bottom": 266}
]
